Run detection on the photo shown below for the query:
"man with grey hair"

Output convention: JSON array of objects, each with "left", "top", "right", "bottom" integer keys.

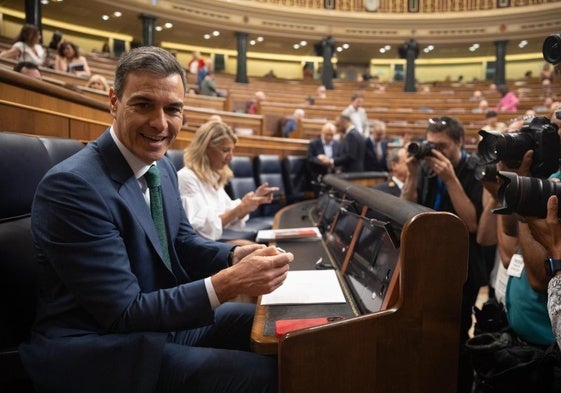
[
  {"left": 364, "top": 119, "right": 389, "bottom": 171},
  {"left": 20, "top": 46, "right": 292, "bottom": 393}
]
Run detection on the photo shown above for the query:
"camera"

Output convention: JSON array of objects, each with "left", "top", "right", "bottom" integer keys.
[
  {"left": 493, "top": 171, "right": 561, "bottom": 218},
  {"left": 477, "top": 116, "right": 560, "bottom": 179},
  {"left": 407, "top": 140, "right": 435, "bottom": 160},
  {"left": 543, "top": 33, "right": 561, "bottom": 65},
  {"left": 474, "top": 161, "right": 498, "bottom": 182}
]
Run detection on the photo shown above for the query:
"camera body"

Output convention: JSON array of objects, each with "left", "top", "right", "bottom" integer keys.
[
  {"left": 407, "top": 140, "right": 435, "bottom": 160},
  {"left": 477, "top": 116, "right": 560, "bottom": 179}
]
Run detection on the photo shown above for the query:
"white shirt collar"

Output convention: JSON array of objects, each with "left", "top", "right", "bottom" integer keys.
[{"left": 110, "top": 127, "right": 155, "bottom": 180}]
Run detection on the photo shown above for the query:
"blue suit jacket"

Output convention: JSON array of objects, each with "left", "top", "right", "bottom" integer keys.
[
  {"left": 20, "top": 130, "right": 232, "bottom": 393},
  {"left": 333, "top": 128, "right": 366, "bottom": 173},
  {"left": 364, "top": 138, "right": 389, "bottom": 171}
]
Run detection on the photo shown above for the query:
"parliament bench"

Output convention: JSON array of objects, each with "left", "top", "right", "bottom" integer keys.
[{"left": 252, "top": 174, "right": 469, "bottom": 392}]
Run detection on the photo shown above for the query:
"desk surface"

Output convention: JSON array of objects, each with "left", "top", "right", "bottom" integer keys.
[{"left": 250, "top": 200, "right": 358, "bottom": 354}]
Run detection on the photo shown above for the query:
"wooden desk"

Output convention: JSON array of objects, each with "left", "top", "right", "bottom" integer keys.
[{"left": 251, "top": 175, "right": 468, "bottom": 393}]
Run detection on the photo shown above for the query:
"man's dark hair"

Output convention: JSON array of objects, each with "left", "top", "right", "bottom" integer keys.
[
  {"left": 13, "top": 61, "right": 39, "bottom": 73},
  {"left": 113, "top": 46, "right": 187, "bottom": 99},
  {"left": 426, "top": 116, "right": 464, "bottom": 144}
]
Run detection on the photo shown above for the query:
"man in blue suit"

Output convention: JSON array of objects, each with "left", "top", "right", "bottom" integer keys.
[
  {"left": 20, "top": 47, "right": 293, "bottom": 393},
  {"left": 333, "top": 114, "right": 366, "bottom": 173},
  {"left": 364, "top": 120, "right": 389, "bottom": 172}
]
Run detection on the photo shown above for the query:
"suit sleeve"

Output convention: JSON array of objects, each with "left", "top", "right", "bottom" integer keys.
[{"left": 32, "top": 170, "right": 220, "bottom": 333}]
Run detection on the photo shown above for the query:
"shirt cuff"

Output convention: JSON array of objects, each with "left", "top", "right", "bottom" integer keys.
[{"left": 204, "top": 277, "right": 221, "bottom": 309}]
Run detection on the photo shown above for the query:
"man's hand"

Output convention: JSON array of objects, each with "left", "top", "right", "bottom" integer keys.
[
  {"left": 546, "top": 195, "right": 561, "bottom": 260},
  {"left": 212, "top": 246, "right": 294, "bottom": 302},
  {"left": 425, "top": 149, "right": 454, "bottom": 183}
]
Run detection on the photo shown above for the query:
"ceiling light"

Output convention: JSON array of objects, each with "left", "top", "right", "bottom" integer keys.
[
  {"left": 164, "top": 22, "right": 173, "bottom": 28},
  {"left": 113, "top": 11, "right": 122, "bottom": 17},
  {"left": 379, "top": 48, "right": 386, "bottom": 53},
  {"left": 342, "top": 43, "right": 349, "bottom": 49},
  {"left": 155, "top": 26, "right": 163, "bottom": 32},
  {"left": 102, "top": 15, "right": 110, "bottom": 21},
  {"left": 40, "top": 0, "right": 49, "bottom": 4},
  {"left": 212, "top": 31, "right": 220, "bottom": 37},
  {"left": 204, "top": 34, "right": 211, "bottom": 39},
  {"left": 257, "top": 37, "right": 264, "bottom": 42},
  {"left": 385, "top": 45, "right": 391, "bottom": 50},
  {"left": 300, "top": 41, "right": 307, "bottom": 46},
  {"left": 293, "top": 44, "right": 300, "bottom": 49},
  {"left": 250, "top": 40, "right": 256, "bottom": 45},
  {"left": 336, "top": 47, "right": 343, "bottom": 52}
]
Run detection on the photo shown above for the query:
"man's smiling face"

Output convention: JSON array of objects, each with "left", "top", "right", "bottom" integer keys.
[{"left": 110, "top": 71, "right": 185, "bottom": 164}]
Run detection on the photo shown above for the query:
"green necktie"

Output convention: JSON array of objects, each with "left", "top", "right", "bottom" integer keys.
[{"left": 144, "top": 165, "right": 172, "bottom": 272}]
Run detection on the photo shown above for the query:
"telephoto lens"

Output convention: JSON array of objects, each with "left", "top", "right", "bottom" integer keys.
[{"left": 493, "top": 171, "right": 561, "bottom": 218}]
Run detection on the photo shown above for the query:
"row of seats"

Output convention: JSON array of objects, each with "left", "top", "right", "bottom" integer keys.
[
  {"left": 166, "top": 150, "right": 312, "bottom": 217},
  {"left": 166, "top": 150, "right": 312, "bottom": 241},
  {"left": 0, "top": 132, "right": 86, "bottom": 392}
]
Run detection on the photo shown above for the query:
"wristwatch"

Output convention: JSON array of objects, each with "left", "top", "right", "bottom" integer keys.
[{"left": 544, "top": 258, "right": 561, "bottom": 277}]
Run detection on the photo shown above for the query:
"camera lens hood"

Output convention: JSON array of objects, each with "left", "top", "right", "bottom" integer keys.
[{"left": 543, "top": 34, "right": 561, "bottom": 65}]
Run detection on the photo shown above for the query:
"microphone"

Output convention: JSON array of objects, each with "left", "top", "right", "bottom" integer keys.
[{"left": 329, "top": 194, "right": 359, "bottom": 213}]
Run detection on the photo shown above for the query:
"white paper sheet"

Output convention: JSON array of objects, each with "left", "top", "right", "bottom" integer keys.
[{"left": 260, "top": 270, "right": 346, "bottom": 305}]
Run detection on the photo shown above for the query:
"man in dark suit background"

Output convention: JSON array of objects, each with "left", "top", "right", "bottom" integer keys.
[
  {"left": 20, "top": 46, "right": 293, "bottom": 393},
  {"left": 372, "top": 147, "right": 408, "bottom": 197},
  {"left": 333, "top": 114, "right": 366, "bottom": 173},
  {"left": 307, "top": 121, "right": 341, "bottom": 194},
  {"left": 364, "top": 119, "right": 389, "bottom": 172}
]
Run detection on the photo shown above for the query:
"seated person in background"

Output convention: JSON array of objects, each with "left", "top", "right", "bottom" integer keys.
[
  {"left": 316, "top": 85, "right": 327, "bottom": 100},
  {"left": 372, "top": 147, "right": 407, "bottom": 197},
  {"left": 55, "top": 41, "right": 91, "bottom": 77},
  {"left": 282, "top": 108, "right": 305, "bottom": 137},
  {"left": 200, "top": 70, "right": 220, "bottom": 97},
  {"left": 19, "top": 46, "right": 291, "bottom": 393},
  {"left": 247, "top": 91, "right": 266, "bottom": 114},
  {"left": 0, "top": 23, "right": 46, "bottom": 66},
  {"left": 86, "top": 74, "right": 109, "bottom": 92},
  {"left": 364, "top": 119, "right": 389, "bottom": 172},
  {"left": 13, "top": 61, "right": 41, "bottom": 80},
  {"left": 178, "top": 120, "right": 278, "bottom": 242},
  {"left": 480, "top": 110, "right": 507, "bottom": 132},
  {"left": 473, "top": 99, "right": 490, "bottom": 114},
  {"left": 494, "top": 84, "right": 519, "bottom": 113}
]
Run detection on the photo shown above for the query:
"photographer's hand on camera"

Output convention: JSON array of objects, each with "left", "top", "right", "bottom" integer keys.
[{"left": 425, "top": 149, "right": 454, "bottom": 183}]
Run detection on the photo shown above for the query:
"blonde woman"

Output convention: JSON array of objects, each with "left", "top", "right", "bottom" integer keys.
[
  {"left": 178, "top": 121, "right": 277, "bottom": 241},
  {"left": 86, "top": 74, "right": 109, "bottom": 92}
]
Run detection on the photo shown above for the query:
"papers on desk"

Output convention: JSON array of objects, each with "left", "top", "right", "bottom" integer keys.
[
  {"left": 256, "top": 227, "right": 321, "bottom": 242},
  {"left": 260, "top": 270, "right": 346, "bottom": 305}
]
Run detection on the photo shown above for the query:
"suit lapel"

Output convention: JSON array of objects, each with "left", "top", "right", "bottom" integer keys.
[{"left": 96, "top": 130, "right": 171, "bottom": 270}]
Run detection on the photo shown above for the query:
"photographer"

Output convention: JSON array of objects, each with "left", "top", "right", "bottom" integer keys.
[{"left": 402, "top": 116, "right": 485, "bottom": 393}]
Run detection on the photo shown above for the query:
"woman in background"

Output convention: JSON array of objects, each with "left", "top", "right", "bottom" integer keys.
[
  {"left": 178, "top": 121, "right": 277, "bottom": 242},
  {"left": 0, "top": 24, "right": 45, "bottom": 66},
  {"left": 55, "top": 41, "right": 91, "bottom": 77},
  {"left": 494, "top": 84, "right": 519, "bottom": 113},
  {"left": 86, "top": 74, "right": 109, "bottom": 92}
]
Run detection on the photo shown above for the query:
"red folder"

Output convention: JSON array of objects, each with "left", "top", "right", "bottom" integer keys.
[{"left": 275, "top": 317, "right": 329, "bottom": 337}]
